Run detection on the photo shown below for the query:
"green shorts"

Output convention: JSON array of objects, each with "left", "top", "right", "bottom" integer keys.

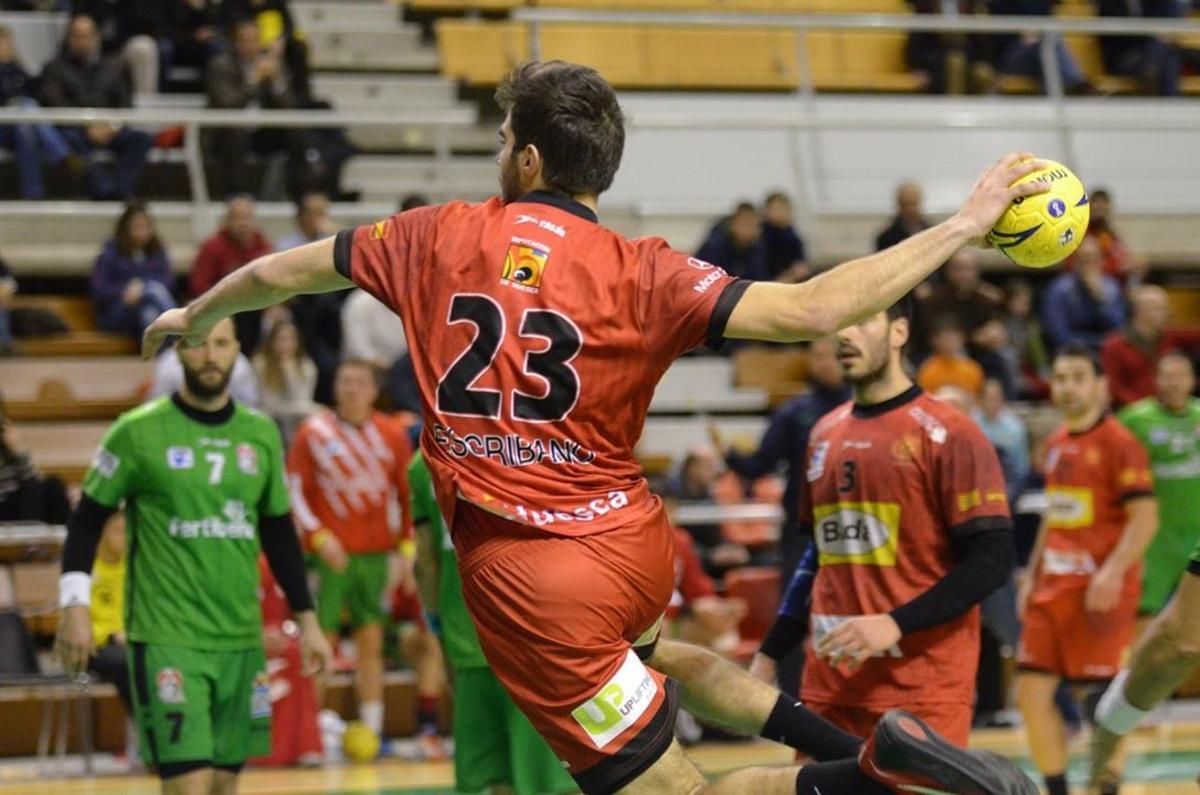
[
  {"left": 314, "top": 552, "right": 388, "bottom": 632},
  {"left": 1142, "top": 536, "right": 1200, "bottom": 614},
  {"left": 452, "top": 666, "right": 577, "bottom": 795},
  {"left": 129, "top": 642, "right": 270, "bottom": 768}
]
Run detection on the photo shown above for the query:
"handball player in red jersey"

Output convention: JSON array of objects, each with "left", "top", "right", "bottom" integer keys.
[{"left": 144, "top": 60, "right": 1044, "bottom": 795}]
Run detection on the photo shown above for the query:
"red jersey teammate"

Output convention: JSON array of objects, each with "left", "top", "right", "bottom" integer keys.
[
  {"left": 1015, "top": 345, "right": 1157, "bottom": 795},
  {"left": 145, "top": 61, "right": 1044, "bottom": 795},
  {"left": 750, "top": 297, "right": 1013, "bottom": 747}
]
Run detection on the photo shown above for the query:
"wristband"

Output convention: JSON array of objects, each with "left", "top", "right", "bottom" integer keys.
[
  {"left": 423, "top": 611, "right": 442, "bottom": 638},
  {"left": 310, "top": 529, "right": 336, "bottom": 551},
  {"left": 398, "top": 538, "right": 416, "bottom": 559},
  {"left": 59, "top": 572, "right": 92, "bottom": 609},
  {"left": 1095, "top": 670, "right": 1150, "bottom": 736}
]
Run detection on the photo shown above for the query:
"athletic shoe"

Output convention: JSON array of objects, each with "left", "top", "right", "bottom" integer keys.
[{"left": 859, "top": 710, "right": 1038, "bottom": 795}]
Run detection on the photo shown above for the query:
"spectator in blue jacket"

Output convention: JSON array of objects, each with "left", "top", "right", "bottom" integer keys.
[
  {"left": 0, "top": 26, "right": 73, "bottom": 198},
  {"left": 1040, "top": 235, "right": 1126, "bottom": 353},
  {"left": 90, "top": 201, "right": 176, "bottom": 338},
  {"left": 695, "top": 202, "right": 770, "bottom": 281}
]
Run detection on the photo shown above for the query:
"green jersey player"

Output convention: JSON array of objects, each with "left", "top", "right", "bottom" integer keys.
[
  {"left": 1117, "top": 351, "right": 1200, "bottom": 615},
  {"left": 409, "top": 451, "right": 575, "bottom": 795},
  {"left": 55, "top": 319, "right": 333, "bottom": 795}
]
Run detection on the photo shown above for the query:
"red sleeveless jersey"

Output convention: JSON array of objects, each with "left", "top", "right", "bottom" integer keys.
[
  {"left": 1035, "top": 416, "right": 1153, "bottom": 599},
  {"left": 799, "top": 388, "right": 1010, "bottom": 708},
  {"left": 334, "top": 192, "right": 746, "bottom": 536}
]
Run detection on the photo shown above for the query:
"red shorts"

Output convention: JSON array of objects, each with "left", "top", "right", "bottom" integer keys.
[
  {"left": 805, "top": 700, "right": 973, "bottom": 749},
  {"left": 452, "top": 499, "right": 678, "bottom": 793},
  {"left": 1017, "top": 587, "right": 1137, "bottom": 681}
]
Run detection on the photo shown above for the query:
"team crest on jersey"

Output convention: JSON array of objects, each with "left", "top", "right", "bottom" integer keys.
[
  {"left": 502, "top": 237, "right": 550, "bottom": 293},
  {"left": 369, "top": 219, "right": 392, "bottom": 240},
  {"left": 250, "top": 671, "right": 271, "bottom": 719},
  {"left": 157, "top": 667, "right": 185, "bottom": 704},
  {"left": 93, "top": 447, "right": 120, "bottom": 479},
  {"left": 236, "top": 444, "right": 258, "bottom": 475},
  {"left": 166, "top": 446, "right": 194, "bottom": 469}
]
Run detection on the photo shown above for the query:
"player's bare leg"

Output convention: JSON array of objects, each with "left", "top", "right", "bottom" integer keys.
[
  {"left": 1015, "top": 671, "right": 1070, "bottom": 784},
  {"left": 209, "top": 769, "right": 239, "bottom": 795},
  {"left": 1090, "top": 572, "right": 1200, "bottom": 791},
  {"left": 617, "top": 737, "right": 800, "bottom": 795},
  {"left": 648, "top": 639, "right": 778, "bottom": 736},
  {"left": 161, "top": 769, "right": 213, "bottom": 795},
  {"left": 354, "top": 622, "right": 385, "bottom": 734}
]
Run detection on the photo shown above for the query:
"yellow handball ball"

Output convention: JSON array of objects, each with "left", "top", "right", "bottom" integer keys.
[
  {"left": 343, "top": 721, "right": 381, "bottom": 763},
  {"left": 986, "top": 159, "right": 1090, "bottom": 269}
]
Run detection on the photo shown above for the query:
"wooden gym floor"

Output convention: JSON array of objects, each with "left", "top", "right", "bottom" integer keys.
[{"left": 0, "top": 723, "right": 1196, "bottom": 794}]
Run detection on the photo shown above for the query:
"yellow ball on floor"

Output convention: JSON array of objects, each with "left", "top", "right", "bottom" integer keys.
[
  {"left": 986, "top": 158, "right": 1090, "bottom": 269},
  {"left": 343, "top": 721, "right": 381, "bottom": 763}
]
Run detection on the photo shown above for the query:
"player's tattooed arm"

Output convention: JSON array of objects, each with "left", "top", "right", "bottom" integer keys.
[
  {"left": 142, "top": 237, "right": 350, "bottom": 358},
  {"left": 724, "top": 153, "right": 1049, "bottom": 342}
]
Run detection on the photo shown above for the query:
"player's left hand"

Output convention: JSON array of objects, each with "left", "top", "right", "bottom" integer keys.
[
  {"left": 816, "top": 614, "right": 901, "bottom": 670},
  {"left": 141, "top": 306, "right": 213, "bottom": 360},
  {"left": 297, "top": 611, "right": 335, "bottom": 676},
  {"left": 1085, "top": 564, "right": 1124, "bottom": 613}
]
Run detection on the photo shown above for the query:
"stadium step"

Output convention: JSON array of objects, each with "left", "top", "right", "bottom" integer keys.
[
  {"left": 308, "top": 29, "right": 440, "bottom": 73},
  {"left": 292, "top": 1, "right": 403, "bottom": 32},
  {"left": 313, "top": 74, "right": 461, "bottom": 109},
  {"left": 1, "top": 356, "right": 154, "bottom": 421},
  {"left": 342, "top": 154, "right": 499, "bottom": 202}
]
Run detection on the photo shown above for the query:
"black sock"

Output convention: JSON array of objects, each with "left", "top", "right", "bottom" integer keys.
[
  {"left": 760, "top": 695, "right": 864, "bottom": 762},
  {"left": 796, "top": 759, "right": 891, "bottom": 794},
  {"left": 1045, "top": 773, "right": 1069, "bottom": 795}
]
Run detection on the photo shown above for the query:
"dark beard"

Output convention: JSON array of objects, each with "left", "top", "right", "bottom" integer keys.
[
  {"left": 182, "top": 362, "right": 234, "bottom": 400},
  {"left": 499, "top": 152, "right": 523, "bottom": 203}
]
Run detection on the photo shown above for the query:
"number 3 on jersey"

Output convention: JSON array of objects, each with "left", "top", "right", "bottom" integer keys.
[{"left": 436, "top": 293, "right": 582, "bottom": 423}]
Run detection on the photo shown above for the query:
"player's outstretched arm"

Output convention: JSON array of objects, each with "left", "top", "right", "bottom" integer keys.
[
  {"left": 723, "top": 153, "right": 1048, "bottom": 342},
  {"left": 142, "top": 237, "right": 349, "bottom": 358}
]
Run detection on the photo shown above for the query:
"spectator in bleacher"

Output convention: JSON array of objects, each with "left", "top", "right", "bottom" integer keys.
[
  {"left": 167, "top": 0, "right": 225, "bottom": 91},
  {"left": 667, "top": 523, "right": 747, "bottom": 656},
  {"left": 972, "top": 378, "right": 1031, "bottom": 498},
  {"left": 190, "top": 194, "right": 272, "bottom": 352},
  {"left": 275, "top": 190, "right": 333, "bottom": 252},
  {"left": 1041, "top": 234, "right": 1127, "bottom": 353},
  {"left": 670, "top": 446, "right": 752, "bottom": 579},
  {"left": 0, "top": 26, "right": 75, "bottom": 199},
  {"left": 915, "top": 247, "right": 1004, "bottom": 351},
  {"left": 90, "top": 201, "right": 177, "bottom": 340},
  {"left": 0, "top": 392, "right": 70, "bottom": 523},
  {"left": 1077, "top": 188, "right": 1147, "bottom": 287},
  {"left": 1098, "top": 0, "right": 1182, "bottom": 96},
  {"left": 222, "top": 0, "right": 312, "bottom": 101},
  {"left": 906, "top": 0, "right": 995, "bottom": 95},
  {"left": 875, "top": 181, "right": 930, "bottom": 251},
  {"left": 71, "top": 0, "right": 171, "bottom": 96},
  {"left": 205, "top": 18, "right": 310, "bottom": 198},
  {"left": 38, "top": 14, "right": 153, "bottom": 200},
  {"left": 761, "top": 191, "right": 809, "bottom": 282},
  {"left": 969, "top": 317, "right": 1021, "bottom": 399},
  {"left": 341, "top": 288, "right": 408, "bottom": 372},
  {"left": 252, "top": 318, "right": 317, "bottom": 444},
  {"left": 400, "top": 193, "right": 429, "bottom": 212},
  {"left": 695, "top": 202, "right": 769, "bottom": 281},
  {"left": 150, "top": 344, "right": 261, "bottom": 406},
  {"left": 1101, "top": 284, "right": 1200, "bottom": 409},
  {"left": 918, "top": 316, "right": 986, "bottom": 396},
  {"left": 1004, "top": 278, "right": 1051, "bottom": 398},
  {"left": 0, "top": 255, "right": 14, "bottom": 355},
  {"left": 987, "top": 0, "right": 1096, "bottom": 95}
]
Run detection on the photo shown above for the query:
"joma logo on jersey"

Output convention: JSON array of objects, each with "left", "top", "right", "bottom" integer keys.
[
  {"left": 813, "top": 501, "right": 900, "bottom": 566},
  {"left": 502, "top": 240, "right": 550, "bottom": 292},
  {"left": 571, "top": 650, "right": 657, "bottom": 749}
]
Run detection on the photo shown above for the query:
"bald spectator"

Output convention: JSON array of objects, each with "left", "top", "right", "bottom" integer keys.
[
  {"left": 38, "top": 14, "right": 153, "bottom": 200},
  {"left": 916, "top": 248, "right": 1004, "bottom": 349},
  {"left": 875, "top": 182, "right": 930, "bottom": 251},
  {"left": 1101, "top": 285, "right": 1200, "bottom": 408},
  {"left": 1041, "top": 235, "right": 1126, "bottom": 354},
  {"left": 189, "top": 195, "right": 272, "bottom": 351}
]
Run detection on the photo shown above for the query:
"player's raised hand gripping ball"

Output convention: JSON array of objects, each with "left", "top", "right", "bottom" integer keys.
[{"left": 987, "top": 159, "right": 1090, "bottom": 269}]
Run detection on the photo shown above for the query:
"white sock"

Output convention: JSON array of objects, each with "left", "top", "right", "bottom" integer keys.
[{"left": 360, "top": 701, "right": 384, "bottom": 735}]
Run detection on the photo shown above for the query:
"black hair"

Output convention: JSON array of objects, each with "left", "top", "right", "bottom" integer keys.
[
  {"left": 495, "top": 61, "right": 625, "bottom": 197},
  {"left": 886, "top": 292, "right": 915, "bottom": 325},
  {"left": 1053, "top": 343, "right": 1104, "bottom": 375}
]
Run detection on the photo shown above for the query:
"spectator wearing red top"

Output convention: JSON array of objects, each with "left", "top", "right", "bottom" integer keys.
[
  {"left": 1101, "top": 285, "right": 1200, "bottom": 409},
  {"left": 668, "top": 527, "right": 747, "bottom": 657},
  {"left": 1075, "top": 189, "right": 1147, "bottom": 287},
  {"left": 190, "top": 195, "right": 272, "bottom": 352}
]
